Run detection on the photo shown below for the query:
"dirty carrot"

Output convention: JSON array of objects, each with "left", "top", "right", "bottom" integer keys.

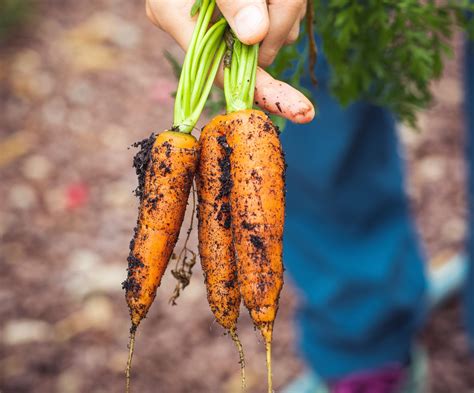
[
  {"left": 123, "top": 1, "right": 226, "bottom": 391},
  {"left": 224, "top": 33, "right": 285, "bottom": 393},
  {"left": 196, "top": 115, "right": 246, "bottom": 388}
]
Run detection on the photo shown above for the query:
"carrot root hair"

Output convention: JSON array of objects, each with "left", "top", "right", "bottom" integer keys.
[
  {"left": 229, "top": 328, "right": 246, "bottom": 392},
  {"left": 126, "top": 325, "right": 137, "bottom": 393},
  {"left": 265, "top": 339, "right": 273, "bottom": 393},
  {"left": 169, "top": 182, "right": 198, "bottom": 305}
]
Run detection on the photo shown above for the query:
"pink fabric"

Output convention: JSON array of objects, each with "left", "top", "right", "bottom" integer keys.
[{"left": 330, "top": 365, "right": 406, "bottom": 393}]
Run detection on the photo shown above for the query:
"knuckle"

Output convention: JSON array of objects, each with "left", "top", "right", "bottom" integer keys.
[
  {"left": 146, "top": 0, "right": 164, "bottom": 28},
  {"left": 216, "top": 0, "right": 232, "bottom": 11},
  {"left": 218, "top": 0, "right": 266, "bottom": 14},
  {"left": 293, "top": 0, "right": 306, "bottom": 7},
  {"left": 286, "top": 25, "right": 300, "bottom": 44},
  {"left": 274, "top": 0, "right": 305, "bottom": 7},
  {"left": 284, "top": 0, "right": 306, "bottom": 14},
  {"left": 259, "top": 47, "right": 278, "bottom": 68},
  {"left": 145, "top": 2, "right": 154, "bottom": 21},
  {"left": 286, "top": 33, "right": 298, "bottom": 45}
]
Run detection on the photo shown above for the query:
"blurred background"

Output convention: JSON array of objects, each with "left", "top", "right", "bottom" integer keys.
[{"left": 0, "top": 0, "right": 473, "bottom": 392}]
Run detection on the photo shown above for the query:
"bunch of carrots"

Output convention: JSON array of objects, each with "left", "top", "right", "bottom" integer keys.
[{"left": 123, "top": 1, "right": 289, "bottom": 392}]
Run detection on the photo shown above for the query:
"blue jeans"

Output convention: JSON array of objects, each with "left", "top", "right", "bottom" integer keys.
[{"left": 282, "top": 39, "right": 474, "bottom": 379}]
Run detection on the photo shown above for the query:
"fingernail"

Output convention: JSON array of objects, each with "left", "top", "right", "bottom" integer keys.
[{"left": 234, "top": 5, "right": 265, "bottom": 43}]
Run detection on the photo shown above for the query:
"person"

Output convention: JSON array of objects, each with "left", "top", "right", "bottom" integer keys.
[{"left": 146, "top": 1, "right": 474, "bottom": 392}]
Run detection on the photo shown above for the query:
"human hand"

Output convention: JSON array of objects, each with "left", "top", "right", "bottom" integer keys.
[{"left": 146, "top": 0, "right": 315, "bottom": 124}]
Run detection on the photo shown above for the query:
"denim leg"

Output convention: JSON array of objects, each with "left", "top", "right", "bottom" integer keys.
[{"left": 280, "top": 53, "right": 427, "bottom": 379}]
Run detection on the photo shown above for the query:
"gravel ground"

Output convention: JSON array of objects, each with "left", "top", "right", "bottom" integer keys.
[{"left": 0, "top": 1, "right": 473, "bottom": 392}]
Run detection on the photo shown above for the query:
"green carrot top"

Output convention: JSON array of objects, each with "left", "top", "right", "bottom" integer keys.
[{"left": 172, "top": 0, "right": 226, "bottom": 133}]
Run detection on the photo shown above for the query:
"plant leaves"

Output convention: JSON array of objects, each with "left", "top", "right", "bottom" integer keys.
[{"left": 270, "top": 0, "right": 474, "bottom": 128}]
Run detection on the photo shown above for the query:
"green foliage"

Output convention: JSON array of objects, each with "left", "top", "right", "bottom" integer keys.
[
  {"left": 0, "top": 0, "right": 33, "bottom": 42},
  {"left": 164, "top": 49, "right": 226, "bottom": 119},
  {"left": 271, "top": 0, "right": 474, "bottom": 127}
]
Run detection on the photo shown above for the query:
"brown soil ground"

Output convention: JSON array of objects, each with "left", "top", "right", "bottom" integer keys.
[{"left": 0, "top": 1, "right": 473, "bottom": 392}]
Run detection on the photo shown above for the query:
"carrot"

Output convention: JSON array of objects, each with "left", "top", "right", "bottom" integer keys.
[
  {"left": 226, "top": 109, "right": 285, "bottom": 393},
  {"left": 196, "top": 115, "right": 246, "bottom": 388},
  {"left": 124, "top": 131, "right": 198, "bottom": 329},
  {"left": 124, "top": 131, "right": 198, "bottom": 390},
  {"left": 223, "top": 34, "right": 285, "bottom": 393},
  {"left": 123, "top": 1, "right": 227, "bottom": 391}
]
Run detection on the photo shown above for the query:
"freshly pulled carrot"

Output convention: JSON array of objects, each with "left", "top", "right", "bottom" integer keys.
[
  {"left": 226, "top": 109, "right": 285, "bottom": 391},
  {"left": 196, "top": 115, "right": 245, "bottom": 387},
  {"left": 197, "top": 116, "right": 239, "bottom": 330},
  {"left": 124, "top": 131, "right": 198, "bottom": 329},
  {"left": 223, "top": 34, "right": 285, "bottom": 393},
  {"left": 226, "top": 109, "right": 285, "bottom": 337},
  {"left": 124, "top": 131, "right": 198, "bottom": 391},
  {"left": 123, "top": 1, "right": 227, "bottom": 391}
]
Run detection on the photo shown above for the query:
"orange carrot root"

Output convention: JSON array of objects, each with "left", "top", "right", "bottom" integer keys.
[
  {"left": 123, "top": 131, "right": 198, "bottom": 392},
  {"left": 124, "top": 131, "right": 198, "bottom": 326},
  {"left": 225, "top": 109, "right": 285, "bottom": 393},
  {"left": 226, "top": 110, "right": 285, "bottom": 333},
  {"left": 197, "top": 117, "right": 241, "bottom": 330}
]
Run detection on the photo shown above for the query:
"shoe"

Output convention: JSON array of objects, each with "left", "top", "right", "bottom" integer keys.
[
  {"left": 427, "top": 251, "right": 468, "bottom": 308},
  {"left": 282, "top": 372, "right": 329, "bottom": 393},
  {"left": 329, "top": 365, "right": 405, "bottom": 393},
  {"left": 331, "top": 347, "right": 428, "bottom": 393},
  {"left": 282, "top": 347, "right": 428, "bottom": 393}
]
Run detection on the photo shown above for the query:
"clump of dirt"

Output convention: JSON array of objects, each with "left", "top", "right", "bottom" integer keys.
[
  {"left": 250, "top": 234, "right": 265, "bottom": 250},
  {"left": 131, "top": 133, "right": 156, "bottom": 199},
  {"left": 216, "top": 135, "right": 233, "bottom": 230}
]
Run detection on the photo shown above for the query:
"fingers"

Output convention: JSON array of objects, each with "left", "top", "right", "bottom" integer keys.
[
  {"left": 216, "top": 0, "right": 269, "bottom": 45},
  {"left": 146, "top": 0, "right": 196, "bottom": 50},
  {"left": 285, "top": 21, "right": 300, "bottom": 45},
  {"left": 259, "top": 0, "right": 306, "bottom": 67},
  {"left": 217, "top": 68, "right": 314, "bottom": 124},
  {"left": 145, "top": 0, "right": 315, "bottom": 124},
  {"left": 146, "top": 0, "right": 160, "bottom": 27},
  {"left": 254, "top": 68, "right": 315, "bottom": 124}
]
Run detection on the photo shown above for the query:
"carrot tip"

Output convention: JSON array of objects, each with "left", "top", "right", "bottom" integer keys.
[
  {"left": 126, "top": 327, "right": 137, "bottom": 393},
  {"left": 229, "top": 328, "right": 246, "bottom": 392},
  {"left": 265, "top": 339, "right": 273, "bottom": 393}
]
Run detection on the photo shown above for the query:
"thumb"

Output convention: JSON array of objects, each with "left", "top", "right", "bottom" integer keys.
[{"left": 217, "top": 0, "right": 269, "bottom": 45}]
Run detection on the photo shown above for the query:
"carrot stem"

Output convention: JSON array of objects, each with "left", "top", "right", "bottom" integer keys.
[
  {"left": 223, "top": 31, "right": 259, "bottom": 113},
  {"left": 176, "top": 0, "right": 209, "bottom": 122},
  {"left": 173, "top": 0, "right": 226, "bottom": 133},
  {"left": 189, "top": 41, "right": 226, "bottom": 127},
  {"left": 190, "top": 4, "right": 219, "bottom": 74},
  {"left": 245, "top": 44, "right": 259, "bottom": 108},
  {"left": 125, "top": 327, "right": 137, "bottom": 393},
  {"left": 231, "top": 40, "right": 240, "bottom": 88},
  {"left": 191, "top": 19, "right": 227, "bottom": 107}
]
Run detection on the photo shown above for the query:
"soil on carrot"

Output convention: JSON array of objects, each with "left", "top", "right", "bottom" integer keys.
[
  {"left": 131, "top": 133, "right": 156, "bottom": 200},
  {"left": 0, "top": 1, "right": 473, "bottom": 393},
  {"left": 216, "top": 135, "right": 233, "bottom": 200}
]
